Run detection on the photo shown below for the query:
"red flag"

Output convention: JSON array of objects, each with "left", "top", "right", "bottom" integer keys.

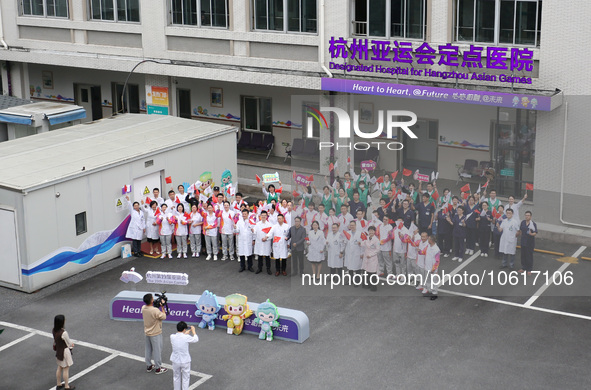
[
  {"left": 360, "top": 232, "right": 368, "bottom": 241},
  {"left": 329, "top": 163, "right": 334, "bottom": 172},
  {"left": 145, "top": 196, "right": 153, "bottom": 204},
  {"left": 249, "top": 214, "right": 257, "bottom": 225},
  {"left": 292, "top": 190, "right": 300, "bottom": 197},
  {"left": 165, "top": 176, "right": 172, "bottom": 184},
  {"left": 431, "top": 191, "right": 439, "bottom": 201},
  {"left": 154, "top": 208, "right": 161, "bottom": 217},
  {"left": 232, "top": 213, "right": 240, "bottom": 224},
  {"left": 388, "top": 219, "right": 396, "bottom": 224},
  {"left": 376, "top": 176, "right": 384, "bottom": 184},
  {"left": 304, "top": 237, "right": 310, "bottom": 241},
  {"left": 175, "top": 198, "right": 181, "bottom": 204},
  {"left": 273, "top": 236, "right": 282, "bottom": 243},
  {"left": 397, "top": 222, "right": 403, "bottom": 230},
  {"left": 253, "top": 205, "right": 258, "bottom": 214},
  {"left": 275, "top": 187, "right": 283, "bottom": 194},
  {"left": 462, "top": 192, "right": 469, "bottom": 200},
  {"left": 256, "top": 174, "right": 261, "bottom": 184},
  {"left": 342, "top": 230, "right": 351, "bottom": 240},
  {"left": 491, "top": 209, "right": 498, "bottom": 219},
  {"left": 184, "top": 212, "right": 191, "bottom": 220},
  {"left": 403, "top": 168, "right": 412, "bottom": 176},
  {"left": 307, "top": 174, "right": 314, "bottom": 182},
  {"left": 482, "top": 181, "right": 489, "bottom": 189},
  {"left": 212, "top": 196, "right": 218, "bottom": 204},
  {"left": 292, "top": 171, "right": 297, "bottom": 179},
  {"left": 391, "top": 171, "right": 398, "bottom": 180},
  {"left": 460, "top": 183, "right": 470, "bottom": 193},
  {"left": 347, "top": 156, "right": 351, "bottom": 164},
  {"left": 525, "top": 183, "right": 534, "bottom": 191},
  {"left": 262, "top": 227, "right": 272, "bottom": 234}
]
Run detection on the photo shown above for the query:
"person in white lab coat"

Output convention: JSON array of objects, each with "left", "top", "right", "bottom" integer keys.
[
  {"left": 306, "top": 221, "right": 326, "bottom": 281},
  {"left": 266, "top": 214, "right": 290, "bottom": 276},
  {"left": 235, "top": 208, "right": 255, "bottom": 272},
  {"left": 326, "top": 223, "right": 345, "bottom": 274},
  {"left": 142, "top": 200, "right": 161, "bottom": 255},
  {"left": 344, "top": 221, "right": 363, "bottom": 282},
  {"left": 188, "top": 205, "right": 203, "bottom": 258},
  {"left": 152, "top": 188, "right": 165, "bottom": 207},
  {"left": 125, "top": 196, "right": 145, "bottom": 257},
  {"left": 170, "top": 321, "right": 198, "bottom": 390},
  {"left": 157, "top": 204, "right": 174, "bottom": 259},
  {"left": 498, "top": 208, "right": 520, "bottom": 269},
  {"left": 174, "top": 204, "right": 189, "bottom": 258},
  {"left": 254, "top": 211, "right": 273, "bottom": 275}
]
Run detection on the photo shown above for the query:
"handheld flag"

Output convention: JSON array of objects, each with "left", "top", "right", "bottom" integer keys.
[
  {"left": 307, "top": 174, "right": 314, "bottom": 182},
  {"left": 462, "top": 192, "right": 469, "bottom": 200},
  {"left": 256, "top": 174, "right": 261, "bottom": 184},
  {"left": 145, "top": 196, "right": 153, "bottom": 204},
  {"left": 460, "top": 183, "right": 470, "bottom": 193},
  {"left": 482, "top": 180, "right": 489, "bottom": 189},
  {"left": 262, "top": 226, "right": 272, "bottom": 234},
  {"left": 184, "top": 212, "right": 191, "bottom": 220},
  {"left": 292, "top": 190, "right": 300, "bottom": 197},
  {"left": 154, "top": 208, "right": 161, "bottom": 217},
  {"left": 476, "top": 184, "right": 481, "bottom": 194},
  {"left": 525, "top": 183, "right": 534, "bottom": 191},
  {"left": 273, "top": 236, "right": 282, "bottom": 243},
  {"left": 292, "top": 171, "right": 297, "bottom": 180},
  {"left": 376, "top": 176, "right": 384, "bottom": 184},
  {"left": 329, "top": 163, "right": 334, "bottom": 172},
  {"left": 275, "top": 187, "right": 283, "bottom": 194},
  {"left": 360, "top": 232, "right": 368, "bottom": 241},
  {"left": 403, "top": 168, "right": 412, "bottom": 176},
  {"left": 165, "top": 176, "right": 172, "bottom": 184},
  {"left": 431, "top": 191, "right": 439, "bottom": 201},
  {"left": 249, "top": 214, "right": 257, "bottom": 225},
  {"left": 122, "top": 184, "right": 132, "bottom": 195},
  {"left": 347, "top": 156, "right": 351, "bottom": 164},
  {"left": 391, "top": 171, "right": 398, "bottom": 180}
]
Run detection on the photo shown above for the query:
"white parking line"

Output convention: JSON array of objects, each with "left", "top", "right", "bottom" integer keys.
[
  {"left": 49, "top": 354, "right": 119, "bottom": 390},
  {"left": 0, "top": 321, "right": 212, "bottom": 388},
  {"left": 524, "top": 245, "right": 586, "bottom": 307},
  {"left": 0, "top": 332, "right": 35, "bottom": 352},
  {"left": 441, "top": 250, "right": 482, "bottom": 284}
]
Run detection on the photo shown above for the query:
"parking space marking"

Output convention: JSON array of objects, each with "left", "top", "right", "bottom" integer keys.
[
  {"left": 437, "top": 287, "right": 591, "bottom": 322},
  {"left": 0, "top": 321, "right": 212, "bottom": 388},
  {"left": 524, "top": 246, "right": 586, "bottom": 307},
  {"left": 49, "top": 354, "right": 119, "bottom": 390},
  {"left": 0, "top": 332, "right": 35, "bottom": 353},
  {"left": 440, "top": 250, "right": 481, "bottom": 284}
]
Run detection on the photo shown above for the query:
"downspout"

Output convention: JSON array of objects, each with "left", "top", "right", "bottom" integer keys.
[
  {"left": 0, "top": 4, "right": 8, "bottom": 50},
  {"left": 559, "top": 101, "right": 591, "bottom": 229},
  {"left": 319, "top": 0, "right": 332, "bottom": 78}
]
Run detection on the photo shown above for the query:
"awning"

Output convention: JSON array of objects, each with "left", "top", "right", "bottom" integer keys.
[
  {"left": 0, "top": 112, "right": 33, "bottom": 125},
  {"left": 46, "top": 108, "right": 87, "bottom": 125}
]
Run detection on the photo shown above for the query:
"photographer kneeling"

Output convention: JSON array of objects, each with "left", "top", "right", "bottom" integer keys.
[{"left": 142, "top": 293, "right": 168, "bottom": 375}]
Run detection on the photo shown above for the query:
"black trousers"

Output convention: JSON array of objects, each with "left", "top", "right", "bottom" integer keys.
[
  {"left": 453, "top": 236, "right": 465, "bottom": 257},
  {"left": 291, "top": 251, "right": 305, "bottom": 275},
  {"left": 239, "top": 255, "right": 253, "bottom": 270},
  {"left": 275, "top": 258, "right": 288, "bottom": 272},
  {"left": 132, "top": 239, "right": 142, "bottom": 254},
  {"left": 466, "top": 228, "right": 477, "bottom": 250},
  {"left": 257, "top": 256, "right": 271, "bottom": 271},
  {"left": 478, "top": 229, "right": 490, "bottom": 254},
  {"left": 521, "top": 246, "right": 534, "bottom": 271},
  {"left": 493, "top": 234, "right": 501, "bottom": 258},
  {"left": 437, "top": 231, "right": 452, "bottom": 254}
]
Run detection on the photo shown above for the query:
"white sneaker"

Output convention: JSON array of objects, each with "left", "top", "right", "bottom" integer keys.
[
  {"left": 221, "top": 256, "right": 227, "bottom": 261},
  {"left": 443, "top": 253, "right": 449, "bottom": 258},
  {"left": 422, "top": 288, "right": 428, "bottom": 294},
  {"left": 415, "top": 286, "right": 423, "bottom": 290},
  {"left": 214, "top": 255, "right": 218, "bottom": 261},
  {"left": 470, "top": 249, "right": 474, "bottom": 255},
  {"left": 452, "top": 257, "right": 458, "bottom": 261},
  {"left": 481, "top": 253, "right": 485, "bottom": 257},
  {"left": 458, "top": 257, "right": 463, "bottom": 262},
  {"left": 484, "top": 253, "right": 488, "bottom": 257},
  {"left": 465, "top": 249, "right": 469, "bottom": 254},
  {"left": 177, "top": 253, "right": 182, "bottom": 258},
  {"left": 168, "top": 254, "right": 172, "bottom": 259},
  {"left": 196, "top": 253, "right": 200, "bottom": 258},
  {"left": 476, "top": 242, "right": 479, "bottom": 246},
  {"left": 160, "top": 254, "right": 166, "bottom": 259},
  {"left": 230, "top": 256, "right": 235, "bottom": 261},
  {"left": 206, "top": 255, "right": 212, "bottom": 261},
  {"left": 191, "top": 253, "right": 196, "bottom": 258},
  {"left": 183, "top": 253, "right": 187, "bottom": 258}
]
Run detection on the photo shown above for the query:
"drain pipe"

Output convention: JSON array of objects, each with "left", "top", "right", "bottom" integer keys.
[
  {"left": 559, "top": 101, "right": 591, "bottom": 229},
  {"left": 0, "top": 5, "right": 8, "bottom": 50},
  {"left": 318, "top": 0, "right": 332, "bottom": 78}
]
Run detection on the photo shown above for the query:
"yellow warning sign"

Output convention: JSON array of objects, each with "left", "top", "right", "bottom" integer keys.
[
  {"left": 116, "top": 199, "right": 123, "bottom": 207},
  {"left": 143, "top": 186, "right": 150, "bottom": 195}
]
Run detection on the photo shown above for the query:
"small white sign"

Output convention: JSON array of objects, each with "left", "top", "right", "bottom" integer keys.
[{"left": 146, "top": 271, "right": 189, "bottom": 286}]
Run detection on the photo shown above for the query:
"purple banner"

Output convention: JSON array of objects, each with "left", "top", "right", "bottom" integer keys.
[
  {"left": 111, "top": 299, "right": 300, "bottom": 341},
  {"left": 321, "top": 78, "right": 553, "bottom": 111}
]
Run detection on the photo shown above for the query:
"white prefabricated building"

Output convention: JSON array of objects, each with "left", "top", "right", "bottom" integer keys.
[{"left": 0, "top": 114, "right": 237, "bottom": 292}]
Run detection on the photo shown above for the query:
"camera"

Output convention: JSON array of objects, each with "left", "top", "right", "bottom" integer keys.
[{"left": 153, "top": 291, "right": 170, "bottom": 314}]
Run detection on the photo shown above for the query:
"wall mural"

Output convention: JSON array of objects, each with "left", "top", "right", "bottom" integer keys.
[
  {"left": 29, "top": 84, "right": 75, "bottom": 102},
  {"left": 273, "top": 120, "right": 302, "bottom": 128},
  {"left": 193, "top": 106, "right": 240, "bottom": 121},
  {"left": 440, "top": 139, "right": 489, "bottom": 150}
]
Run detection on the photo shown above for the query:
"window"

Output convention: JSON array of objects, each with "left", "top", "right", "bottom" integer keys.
[
  {"left": 254, "top": 0, "right": 317, "bottom": 33},
  {"left": 352, "top": 0, "right": 426, "bottom": 39},
  {"left": 455, "top": 0, "right": 542, "bottom": 46},
  {"left": 242, "top": 96, "right": 272, "bottom": 133},
  {"left": 90, "top": 0, "right": 139, "bottom": 22},
  {"left": 171, "top": 0, "right": 229, "bottom": 28},
  {"left": 22, "top": 0, "right": 69, "bottom": 18},
  {"left": 75, "top": 212, "right": 87, "bottom": 236}
]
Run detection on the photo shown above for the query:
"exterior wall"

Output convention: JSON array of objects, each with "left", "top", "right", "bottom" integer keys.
[{"left": 13, "top": 128, "right": 237, "bottom": 292}]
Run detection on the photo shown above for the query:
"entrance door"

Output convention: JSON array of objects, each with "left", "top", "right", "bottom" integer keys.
[
  {"left": 132, "top": 172, "right": 162, "bottom": 203},
  {"left": 178, "top": 89, "right": 192, "bottom": 119},
  {"left": 0, "top": 208, "right": 21, "bottom": 286},
  {"left": 402, "top": 118, "right": 438, "bottom": 173},
  {"left": 112, "top": 83, "right": 140, "bottom": 115},
  {"left": 75, "top": 84, "right": 102, "bottom": 123}
]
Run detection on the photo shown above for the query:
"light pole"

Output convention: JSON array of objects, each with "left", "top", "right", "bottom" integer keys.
[{"left": 118, "top": 59, "right": 170, "bottom": 115}]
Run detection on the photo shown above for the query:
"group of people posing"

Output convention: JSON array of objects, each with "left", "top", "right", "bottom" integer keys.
[{"left": 124, "top": 164, "right": 539, "bottom": 295}]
